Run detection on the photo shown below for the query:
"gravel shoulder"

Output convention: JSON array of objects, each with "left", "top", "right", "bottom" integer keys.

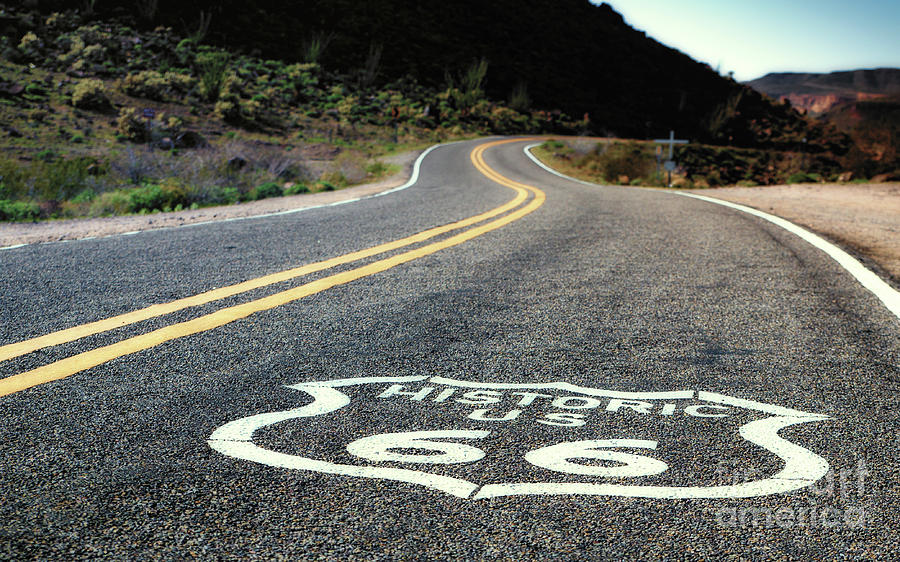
[
  {"left": 0, "top": 150, "right": 423, "bottom": 248},
  {"left": 687, "top": 183, "right": 900, "bottom": 284}
]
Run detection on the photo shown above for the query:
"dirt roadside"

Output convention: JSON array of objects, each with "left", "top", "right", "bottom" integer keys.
[
  {"left": 686, "top": 183, "right": 900, "bottom": 285},
  {"left": 0, "top": 150, "right": 423, "bottom": 249}
]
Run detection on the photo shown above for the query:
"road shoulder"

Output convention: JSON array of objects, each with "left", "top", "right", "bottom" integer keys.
[{"left": 687, "top": 183, "right": 900, "bottom": 284}]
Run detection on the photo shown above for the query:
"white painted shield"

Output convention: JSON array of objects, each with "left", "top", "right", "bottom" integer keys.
[{"left": 207, "top": 376, "right": 830, "bottom": 500}]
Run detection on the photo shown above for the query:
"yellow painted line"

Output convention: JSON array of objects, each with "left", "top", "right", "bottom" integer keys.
[
  {"left": 0, "top": 139, "right": 545, "bottom": 397},
  {"left": 0, "top": 148, "right": 529, "bottom": 365}
]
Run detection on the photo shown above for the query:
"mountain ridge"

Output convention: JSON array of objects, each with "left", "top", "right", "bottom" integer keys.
[{"left": 23, "top": 0, "right": 838, "bottom": 149}]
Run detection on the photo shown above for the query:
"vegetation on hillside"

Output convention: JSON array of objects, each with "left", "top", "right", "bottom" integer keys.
[
  {"left": 0, "top": 2, "right": 888, "bottom": 223},
  {"left": 16, "top": 0, "right": 846, "bottom": 147},
  {"left": 535, "top": 138, "right": 850, "bottom": 188},
  {"left": 0, "top": 4, "right": 579, "bottom": 221}
]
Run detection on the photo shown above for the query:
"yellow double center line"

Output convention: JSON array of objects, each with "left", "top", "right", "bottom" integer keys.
[{"left": 0, "top": 139, "right": 545, "bottom": 397}]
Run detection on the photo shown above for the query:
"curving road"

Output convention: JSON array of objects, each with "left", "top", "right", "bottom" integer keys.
[{"left": 1, "top": 138, "right": 897, "bottom": 558}]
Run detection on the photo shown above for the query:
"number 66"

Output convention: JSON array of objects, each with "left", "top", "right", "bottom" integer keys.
[{"left": 346, "top": 431, "right": 668, "bottom": 478}]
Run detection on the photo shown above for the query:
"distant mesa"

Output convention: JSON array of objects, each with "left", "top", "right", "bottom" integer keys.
[{"left": 746, "top": 68, "right": 900, "bottom": 116}]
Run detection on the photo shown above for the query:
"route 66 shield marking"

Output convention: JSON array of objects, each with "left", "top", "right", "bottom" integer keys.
[{"left": 207, "top": 376, "right": 830, "bottom": 500}]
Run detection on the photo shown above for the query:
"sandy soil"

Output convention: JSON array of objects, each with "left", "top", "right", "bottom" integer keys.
[
  {"left": 0, "top": 150, "right": 422, "bottom": 249},
  {"left": 688, "top": 183, "right": 900, "bottom": 283}
]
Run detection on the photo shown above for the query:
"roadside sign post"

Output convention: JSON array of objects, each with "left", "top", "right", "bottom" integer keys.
[
  {"left": 143, "top": 108, "right": 156, "bottom": 148},
  {"left": 653, "top": 130, "right": 688, "bottom": 187}
]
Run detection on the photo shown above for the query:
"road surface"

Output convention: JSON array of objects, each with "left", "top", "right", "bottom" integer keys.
[{"left": 1, "top": 138, "right": 897, "bottom": 558}]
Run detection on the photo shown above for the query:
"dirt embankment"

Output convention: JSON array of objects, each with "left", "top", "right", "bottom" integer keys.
[{"left": 689, "top": 183, "right": 900, "bottom": 283}]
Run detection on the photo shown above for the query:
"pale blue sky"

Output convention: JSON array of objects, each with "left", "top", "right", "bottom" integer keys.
[{"left": 597, "top": 0, "right": 900, "bottom": 81}]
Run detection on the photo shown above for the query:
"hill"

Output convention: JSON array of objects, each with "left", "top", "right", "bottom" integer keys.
[
  {"left": 746, "top": 68, "right": 900, "bottom": 115},
  {"left": 747, "top": 69, "right": 900, "bottom": 178},
  {"left": 1, "top": 1, "right": 884, "bottom": 223},
  {"left": 23, "top": 0, "right": 844, "bottom": 150}
]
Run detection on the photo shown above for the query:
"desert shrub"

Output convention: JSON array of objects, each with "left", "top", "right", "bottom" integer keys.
[
  {"left": 488, "top": 105, "right": 531, "bottom": 134},
  {"left": 328, "top": 151, "right": 367, "bottom": 184},
  {"left": 600, "top": 144, "right": 653, "bottom": 182},
  {"left": 122, "top": 70, "right": 194, "bottom": 101},
  {"left": 82, "top": 44, "right": 106, "bottom": 63},
  {"left": 216, "top": 186, "right": 242, "bottom": 204},
  {"left": 365, "top": 161, "right": 391, "bottom": 178},
  {"left": 127, "top": 181, "right": 188, "bottom": 213},
  {"left": 36, "top": 149, "right": 57, "bottom": 162},
  {"left": 175, "top": 38, "right": 196, "bottom": 65},
  {"left": 117, "top": 107, "right": 148, "bottom": 142},
  {"left": 89, "top": 190, "right": 131, "bottom": 216},
  {"left": 18, "top": 156, "right": 101, "bottom": 202},
  {"left": 17, "top": 32, "right": 44, "bottom": 61},
  {"left": 284, "top": 183, "right": 309, "bottom": 195},
  {"left": 196, "top": 50, "right": 230, "bottom": 101},
  {"left": 0, "top": 199, "right": 40, "bottom": 221},
  {"left": 246, "top": 181, "right": 283, "bottom": 201},
  {"left": 446, "top": 58, "right": 489, "bottom": 115},
  {"left": 543, "top": 140, "right": 566, "bottom": 151},
  {"left": 71, "top": 79, "right": 110, "bottom": 110},
  {"left": 213, "top": 100, "right": 241, "bottom": 123},
  {"left": 786, "top": 172, "right": 820, "bottom": 184}
]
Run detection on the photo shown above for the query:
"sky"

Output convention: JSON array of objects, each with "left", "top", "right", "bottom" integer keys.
[{"left": 597, "top": 0, "right": 900, "bottom": 82}]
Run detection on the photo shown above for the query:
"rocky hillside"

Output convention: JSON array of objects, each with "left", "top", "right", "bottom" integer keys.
[
  {"left": 747, "top": 69, "right": 900, "bottom": 178},
  {"left": 747, "top": 68, "right": 900, "bottom": 115}
]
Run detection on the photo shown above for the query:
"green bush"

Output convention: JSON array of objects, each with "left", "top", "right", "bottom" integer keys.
[
  {"left": 127, "top": 182, "right": 189, "bottom": 213},
  {"left": 28, "top": 156, "right": 100, "bottom": 201},
  {"left": 116, "top": 107, "right": 148, "bottom": 142},
  {"left": 122, "top": 70, "right": 194, "bottom": 101},
  {"left": 246, "top": 181, "right": 283, "bottom": 201},
  {"left": 365, "top": 161, "right": 390, "bottom": 177},
  {"left": 89, "top": 190, "right": 131, "bottom": 216},
  {"left": 71, "top": 78, "right": 110, "bottom": 110},
  {"left": 543, "top": 140, "right": 566, "bottom": 151},
  {"left": 196, "top": 50, "right": 230, "bottom": 101},
  {"left": 284, "top": 183, "right": 309, "bottom": 195},
  {"left": 0, "top": 199, "right": 40, "bottom": 221}
]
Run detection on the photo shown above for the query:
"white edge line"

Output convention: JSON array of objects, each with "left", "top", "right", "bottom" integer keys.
[
  {"left": 0, "top": 142, "right": 455, "bottom": 252},
  {"left": 523, "top": 143, "right": 900, "bottom": 323},
  {"left": 524, "top": 142, "right": 599, "bottom": 187},
  {"left": 673, "top": 192, "right": 900, "bottom": 321}
]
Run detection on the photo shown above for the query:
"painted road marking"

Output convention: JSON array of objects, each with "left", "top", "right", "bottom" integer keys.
[
  {"left": 0, "top": 140, "right": 545, "bottom": 397},
  {"left": 524, "top": 144, "right": 900, "bottom": 323},
  {"left": 0, "top": 146, "right": 524, "bottom": 364},
  {"left": 208, "top": 376, "right": 830, "bottom": 500}
]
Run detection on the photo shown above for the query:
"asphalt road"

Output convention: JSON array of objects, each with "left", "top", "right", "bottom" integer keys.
[{"left": 1, "top": 138, "right": 898, "bottom": 559}]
